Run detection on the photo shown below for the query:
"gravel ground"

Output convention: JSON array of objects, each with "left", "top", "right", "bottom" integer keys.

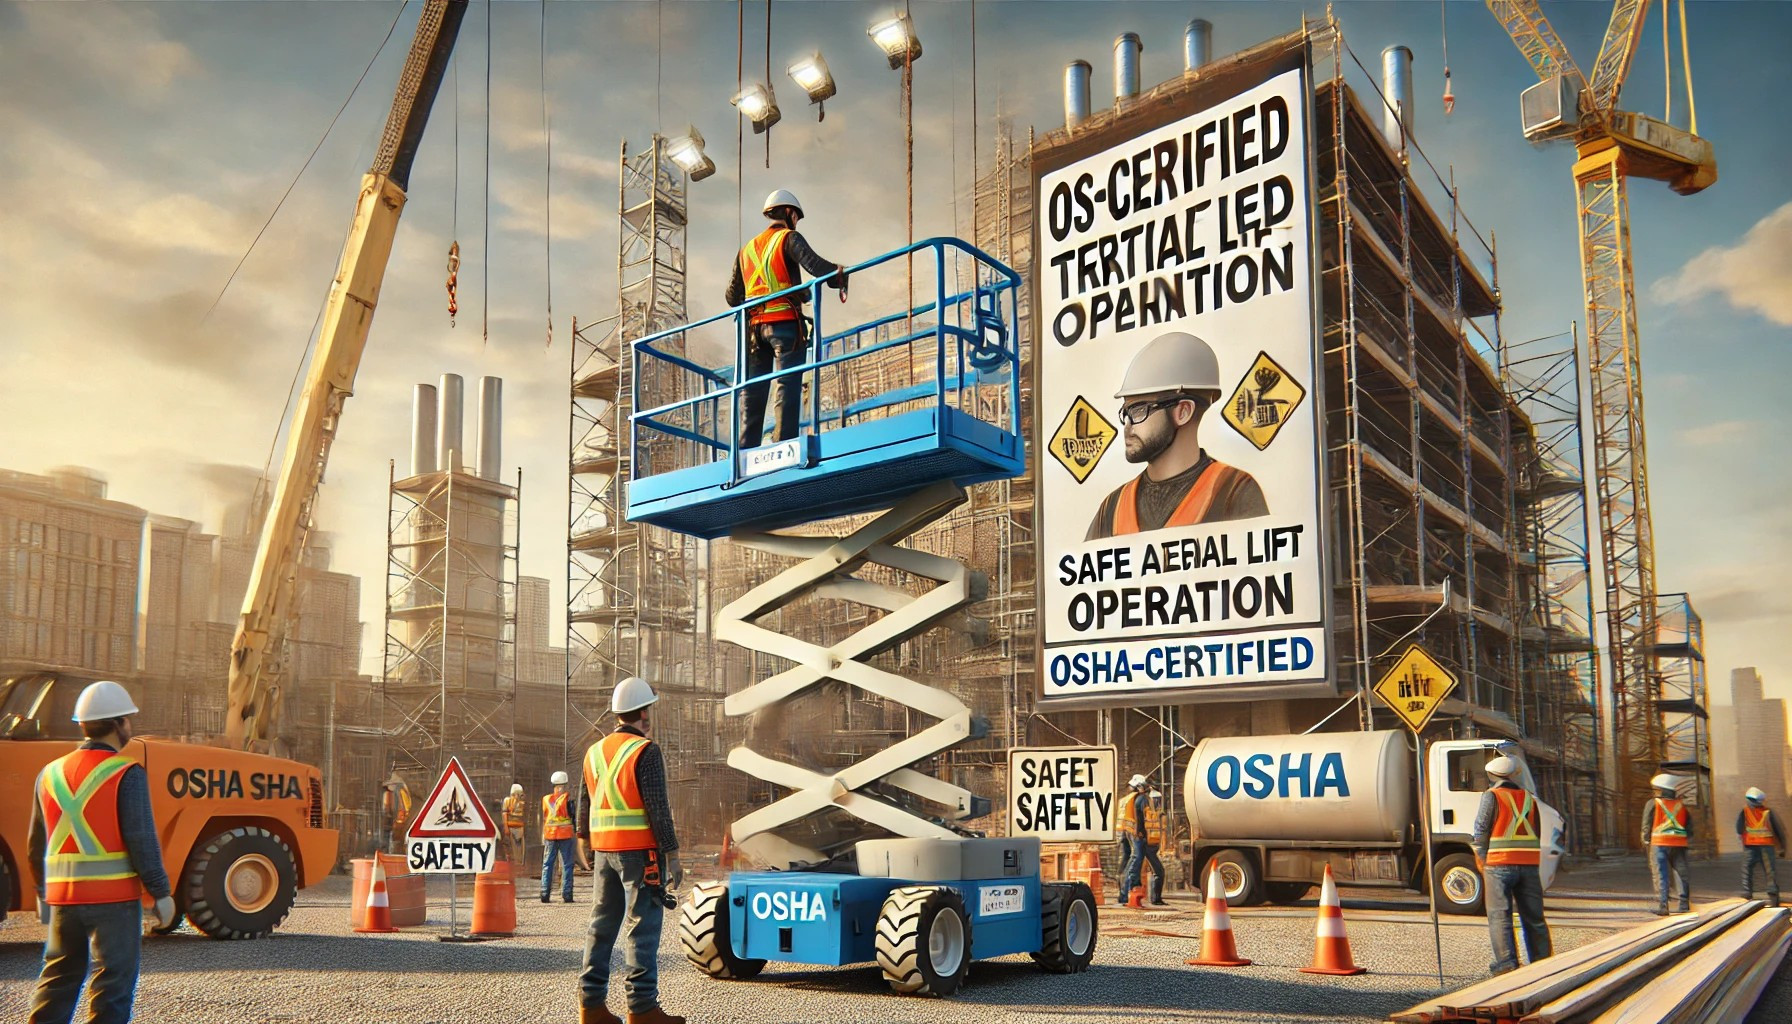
[{"left": 3, "top": 853, "right": 1788, "bottom": 1023}]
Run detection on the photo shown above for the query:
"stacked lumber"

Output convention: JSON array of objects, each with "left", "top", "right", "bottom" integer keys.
[{"left": 1389, "top": 899, "right": 1791, "bottom": 1024}]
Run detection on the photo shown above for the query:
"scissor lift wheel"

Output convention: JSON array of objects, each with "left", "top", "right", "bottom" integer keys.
[
  {"left": 680, "top": 882, "right": 766, "bottom": 981},
  {"left": 876, "top": 885, "right": 972, "bottom": 997},
  {"left": 1032, "top": 882, "right": 1098, "bottom": 974}
]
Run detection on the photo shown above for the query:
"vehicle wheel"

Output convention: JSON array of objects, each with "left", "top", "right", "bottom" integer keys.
[
  {"left": 1265, "top": 881, "right": 1313, "bottom": 905},
  {"left": 1, "top": 855, "right": 12, "bottom": 923},
  {"left": 876, "top": 885, "right": 971, "bottom": 997},
  {"left": 679, "top": 882, "right": 766, "bottom": 980},
  {"left": 1433, "top": 853, "right": 1485, "bottom": 916},
  {"left": 184, "top": 827, "right": 298, "bottom": 939},
  {"left": 1031, "top": 881, "right": 1097, "bottom": 974},
  {"left": 1205, "top": 849, "right": 1264, "bottom": 907}
]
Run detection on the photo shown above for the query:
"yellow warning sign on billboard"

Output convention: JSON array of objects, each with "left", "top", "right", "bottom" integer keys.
[
  {"left": 1222, "top": 351, "right": 1306, "bottom": 451},
  {"left": 1373, "top": 645, "right": 1459, "bottom": 734},
  {"left": 1048, "top": 396, "right": 1117, "bottom": 483}
]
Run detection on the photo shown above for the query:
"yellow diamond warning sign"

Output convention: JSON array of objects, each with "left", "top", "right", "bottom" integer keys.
[
  {"left": 1222, "top": 351, "right": 1306, "bottom": 451},
  {"left": 1373, "top": 645, "right": 1460, "bottom": 734},
  {"left": 1049, "top": 396, "right": 1117, "bottom": 483}
]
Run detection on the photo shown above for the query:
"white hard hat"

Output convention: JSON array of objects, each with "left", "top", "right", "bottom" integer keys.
[
  {"left": 1148, "top": 789, "right": 1163, "bottom": 801},
  {"left": 762, "top": 189, "right": 803, "bottom": 218},
  {"left": 1485, "top": 756, "right": 1519, "bottom": 780},
  {"left": 1114, "top": 331, "right": 1223, "bottom": 399},
  {"left": 550, "top": 771, "right": 570, "bottom": 786},
  {"left": 1746, "top": 787, "right": 1767, "bottom": 803},
  {"left": 612, "top": 676, "right": 659, "bottom": 714},
  {"left": 72, "top": 680, "right": 138, "bottom": 723},
  {"left": 1128, "top": 774, "right": 1149, "bottom": 788},
  {"left": 511, "top": 783, "right": 524, "bottom": 796},
  {"left": 1651, "top": 773, "right": 1680, "bottom": 792}
]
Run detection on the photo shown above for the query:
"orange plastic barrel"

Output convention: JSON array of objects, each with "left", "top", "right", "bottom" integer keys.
[
  {"left": 351, "top": 854, "right": 428, "bottom": 930},
  {"left": 472, "top": 861, "right": 517, "bottom": 937}
]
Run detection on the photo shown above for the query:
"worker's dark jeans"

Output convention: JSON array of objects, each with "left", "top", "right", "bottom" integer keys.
[
  {"left": 1115, "top": 836, "right": 1134, "bottom": 903},
  {"left": 541, "top": 837, "right": 577, "bottom": 900},
  {"left": 1483, "top": 863, "right": 1551, "bottom": 975},
  {"left": 1742, "top": 846, "right": 1781, "bottom": 902},
  {"left": 29, "top": 900, "right": 142, "bottom": 1024},
  {"left": 1124, "top": 841, "right": 1166, "bottom": 903},
  {"left": 1654, "top": 845, "right": 1692, "bottom": 911},
  {"left": 739, "top": 320, "right": 808, "bottom": 447},
  {"left": 580, "top": 850, "right": 665, "bottom": 1014}
]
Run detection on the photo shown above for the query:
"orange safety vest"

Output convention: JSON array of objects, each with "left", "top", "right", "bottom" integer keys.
[
  {"left": 1486, "top": 788, "right": 1542, "bottom": 866},
  {"left": 39, "top": 749, "right": 142, "bottom": 905},
  {"left": 739, "top": 226, "right": 799, "bottom": 325},
  {"left": 1651, "top": 798, "right": 1690, "bottom": 847},
  {"left": 502, "top": 794, "right": 526, "bottom": 830},
  {"left": 1141, "top": 801, "right": 1165, "bottom": 846},
  {"left": 1116, "top": 791, "right": 1139, "bottom": 839},
  {"left": 1113, "top": 461, "right": 1251, "bottom": 535},
  {"left": 584, "top": 732, "right": 656, "bottom": 852},
  {"left": 541, "top": 791, "right": 574, "bottom": 841},
  {"left": 1743, "top": 806, "right": 1777, "bottom": 847}
]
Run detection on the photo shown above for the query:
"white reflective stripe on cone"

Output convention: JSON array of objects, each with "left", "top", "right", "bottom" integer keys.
[{"left": 1317, "top": 913, "right": 1346, "bottom": 939}]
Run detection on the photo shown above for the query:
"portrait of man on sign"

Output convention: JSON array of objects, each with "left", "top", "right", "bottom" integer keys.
[{"left": 1085, "top": 331, "right": 1269, "bottom": 540}]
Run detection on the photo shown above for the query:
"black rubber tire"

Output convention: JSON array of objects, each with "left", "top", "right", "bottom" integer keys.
[
  {"left": 1265, "top": 881, "right": 1314, "bottom": 905},
  {"left": 183, "top": 827, "right": 298, "bottom": 940},
  {"left": 1206, "top": 849, "right": 1265, "bottom": 907},
  {"left": 1433, "top": 852, "right": 1485, "bottom": 916},
  {"left": 1, "top": 854, "right": 12, "bottom": 924},
  {"left": 876, "top": 885, "right": 972, "bottom": 997},
  {"left": 679, "top": 882, "right": 766, "bottom": 980},
  {"left": 1032, "top": 881, "right": 1098, "bottom": 973}
]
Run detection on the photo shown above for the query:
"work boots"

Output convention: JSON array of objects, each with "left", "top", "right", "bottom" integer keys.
[
  {"left": 625, "top": 1009, "right": 686, "bottom": 1024},
  {"left": 579, "top": 1007, "right": 622, "bottom": 1024}
]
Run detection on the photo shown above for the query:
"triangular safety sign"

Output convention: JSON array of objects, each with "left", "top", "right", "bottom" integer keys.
[{"left": 407, "top": 757, "right": 499, "bottom": 839}]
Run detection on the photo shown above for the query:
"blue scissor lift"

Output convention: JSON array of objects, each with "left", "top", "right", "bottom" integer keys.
[{"left": 630, "top": 239, "right": 1097, "bottom": 996}]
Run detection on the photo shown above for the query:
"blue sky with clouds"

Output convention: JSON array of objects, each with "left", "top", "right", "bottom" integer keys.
[{"left": 2, "top": 2, "right": 1787, "bottom": 726}]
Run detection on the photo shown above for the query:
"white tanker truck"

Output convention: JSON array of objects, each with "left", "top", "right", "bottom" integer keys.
[{"left": 1180, "top": 730, "right": 1565, "bottom": 915}]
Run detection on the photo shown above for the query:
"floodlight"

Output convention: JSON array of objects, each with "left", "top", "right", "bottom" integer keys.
[
  {"left": 731, "top": 82, "right": 782, "bottom": 134},
  {"left": 665, "top": 127, "right": 716, "bottom": 182},
  {"left": 867, "top": 13, "right": 922, "bottom": 69},
  {"left": 788, "top": 53, "right": 837, "bottom": 104}
]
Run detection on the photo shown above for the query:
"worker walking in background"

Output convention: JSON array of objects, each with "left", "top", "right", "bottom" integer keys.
[
  {"left": 1738, "top": 786, "right": 1786, "bottom": 905},
  {"left": 1115, "top": 774, "right": 1145, "bottom": 905},
  {"left": 725, "top": 189, "right": 848, "bottom": 448},
  {"left": 28, "top": 681, "right": 178, "bottom": 1024},
  {"left": 1470, "top": 756, "right": 1552, "bottom": 976},
  {"left": 1644, "top": 773, "right": 1694, "bottom": 915},
  {"left": 573, "top": 676, "right": 685, "bottom": 1024},
  {"left": 542, "top": 771, "right": 577, "bottom": 904},
  {"left": 502, "top": 783, "right": 527, "bottom": 868},
  {"left": 1139, "top": 790, "right": 1169, "bottom": 906},
  {"left": 381, "top": 770, "right": 411, "bottom": 854}
]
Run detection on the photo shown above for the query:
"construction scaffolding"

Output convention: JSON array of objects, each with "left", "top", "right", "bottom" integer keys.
[{"left": 1653, "top": 592, "right": 1714, "bottom": 855}]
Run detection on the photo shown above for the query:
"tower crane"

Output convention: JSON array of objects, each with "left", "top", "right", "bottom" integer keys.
[{"left": 1483, "top": 0, "right": 1716, "bottom": 845}]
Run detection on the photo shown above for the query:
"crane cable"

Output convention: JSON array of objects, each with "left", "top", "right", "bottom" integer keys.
[
  {"left": 1440, "top": 0, "right": 1454, "bottom": 116},
  {"left": 1661, "top": 0, "right": 1672, "bottom": 124},
  {"left": 483, "top": 0, "right": 492, "bottom": 347},
  {"left": 1678, "top": 0, "right": 1698, "bottom": 135},
  {"left": 542, "top": 0, "right": 553, "bottom": 350},
  {"left": 448, "top": 48, "right": 460, "bottom": 325}
]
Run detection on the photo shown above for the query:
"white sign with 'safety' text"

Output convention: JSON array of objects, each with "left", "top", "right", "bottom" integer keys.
[{"left": 1007, "top": 745, "right": 1117, "bottom": 842}]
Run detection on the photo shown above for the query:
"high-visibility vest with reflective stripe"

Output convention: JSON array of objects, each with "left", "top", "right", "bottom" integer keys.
[
  {"left": 1486, "top": 787, "right": 1542, "bottom": 865},
  {"left": 1113, "top": 461, "right": 1251, "bottom": 535},
  {"left": 541, "top": 791, "right": 573, "bottom": 841},
  {"left": 502, "top": 795, "right": 526, "bottom": 829},
  {"left": 1743, "top": 806, "right": 1777, "bottom": 847},
  {"left": 1141, "top": 802, "right": 1165, "bottom": 846},
  {"left": 585, "top": 732, "right": 655, "bottom": 852},
  {"left": 1651, "top": 798, "right": 1690, "bottom": 847},
  {"left": 739, "top": 227, "right": 799, "bottom": 325},
  {"left": 39, "top": 749, "right": 142, "bottom": 905},
  {"left": 1116, "top": 792, "right": 1139, "bottom": 838}
]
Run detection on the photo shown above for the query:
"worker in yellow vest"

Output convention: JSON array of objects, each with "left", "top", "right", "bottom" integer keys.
[
  {"left": 502, "top": 783, "right": 527, "bottom": 868},
  {"left": 1737, "top": 787, "right": 1786, "bottom": 905},
  {"left": 381, "top": 769, "right": 412, "bottom": 854},
  {"left": 724, "top": 189, "right": 848, "bottom": 448},
  {"left": 27, "top": 680, "right": 178, "bottom": 1024},
  {"left": 1137, "top": 790, "right": 1169, "bottom": 905},
  {"left": 572, "top": 676, "right": 685, "bottom": 1024},
  {"left": 1643, "top": 773, "right": 1694, "bottom": 915},
  {"left": 1114, "top": 774, "right": 1144, "bottom": 905},
  {"left": 1470, "top": 756, "right": 1552, "bottom": 976},
  {"left": 541, "top": 771, "right": 577, "bottom": 903}
]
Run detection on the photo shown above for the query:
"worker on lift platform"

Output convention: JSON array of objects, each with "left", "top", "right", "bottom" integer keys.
[{"left": 725, "top": 189, "right": 849, "bottom": 448}]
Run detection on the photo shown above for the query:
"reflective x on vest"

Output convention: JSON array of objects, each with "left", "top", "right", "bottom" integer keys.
[
  {"left": 1487, "top": 788, "right": 1541, "bottom": 865},
  {"left": 542, "top": 792, "right": 574, "bottom": 840},
  {"left": 503, "top": 795, "right": 526, "bottom": 828},
  {"left": 586, "top": 734, "right": 655, "bottom": 852},
  {"left": 1142, "top": 803, "right": 1165, "bottom": 845},
  {"left": 41, "top": 751, "right": 140, "bottom": 905},
  {"left": 1744, "top": 806, "right": 1777, "bottom": 846},
  {"left": 740, "top": 227, "right": 798, "bottom": 324},
  {"left": 1117, "top": 792, "right": 1138, "bottom": 837},
  {"left": 1113, "top": 461, "right": 1244, "bottom": 535},
  {"left": 1652, "top": 799, "right": 1690, "bottom": 846}
]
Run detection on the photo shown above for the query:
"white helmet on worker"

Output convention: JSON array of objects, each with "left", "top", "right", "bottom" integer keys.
[
  {"left": 71, "top": 680, "right": 138, "bottom": 723},
  {"left": 612, "top": 675, "right": 659, "bottom": 715},
  {"left": 550, "top": 770, "right": 570, "bottom": 786},
  {"left": 1746, "top": 787, "right": 1768, "bottom": 804},
  {"left": 1650, "top": 773, "right": 1680, "bottom": 793},
  {"left": 1128, "top": 773, "right": 1149, "bottom": 789},
  {"left": 511, "top": 783, "right": 524, "bottom": 797},
  {"left": 762, "top": 189, "right": 804, "bottom": 219},
  {"left": 1114, "top": 331, "right": 1223, "bottom": 400},
  {"left": 1148, "top": 789, "right": 1163, "bottom": 802},
  {"left": 1485, "top": 756, "right": 1519, "bottom": 781}
]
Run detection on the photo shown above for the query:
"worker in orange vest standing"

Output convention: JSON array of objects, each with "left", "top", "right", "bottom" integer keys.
[
  {"left": 724, "top": 189, "right": 848, "bottom": 448},
  {"left": 1084, "top": 331, "right": 1269, "bottom": 540},
  {"left": 1114, "top": 775, "right": 1143, "bottom": 905},
  {"left": 1643, "top": 773, "right": 1694, "bottom": 915},
  {"left": 502, "top": 783, "right": 528, "bottom": 869},
  {"left": 572, "top": 676, "right": 685, "bottom": 1024},
  {"left": 27, "top": 680, "right": 178, "bottom": 1024},
  {"left": 541, "top": 771, "right": 577, "bottom": 903},
  {"left": 1470, "top": 756, "right": 1552, "bottom": 975},
  {"left": 1737, "top": 786, "right": 1785, "bottom": 905}
]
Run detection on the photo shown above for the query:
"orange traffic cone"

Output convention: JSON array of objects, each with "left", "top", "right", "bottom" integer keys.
[
  {"left": 471, "top": 861, "right": 517, "bottom": 937},
  {"left": 1300, "top": 865, "right": 1366, "bottom": 975},
  {"left": 1127, "top": 886, "right": 1145, "bottom": 909},
  {"left": 1185, "top": 862, "right": 1251, "bottom": 967},
  {"left": 355, "top": 856, "right": 398, "bottom": 934}
]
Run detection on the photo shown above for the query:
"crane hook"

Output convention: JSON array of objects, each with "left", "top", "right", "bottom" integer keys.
[{"left": 446, "top": 241, "right": 461, "bottom": 325}]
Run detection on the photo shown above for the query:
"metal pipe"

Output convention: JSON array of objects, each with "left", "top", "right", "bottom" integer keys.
[
  {"left": 1381, "top": 45, "right": 1415, "bottom": 148},
  {"left": 1064, "top": 60, "right": 1092, "bottom": 130},
  {"left": 437, "top": 373, "right": 464, "bottom": 472},
  {"left": 1114, "top": 33, "right": 1142, "bottom": 107},
  {"left": 410, "top": 383, "right": 438, "bottom": 477},
  {"left": 1185, "top": 19, "right": 1212, "bottom": 71},
  {"left": 475, "top": 376, "right": 502, "bottom": 481}
]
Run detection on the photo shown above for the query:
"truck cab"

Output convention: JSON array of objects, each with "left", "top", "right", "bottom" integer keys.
[
  {"left": 1425, "top": 738, "right": 1565, "bottom": 911},
  {"left": 0, "top": 671, "right": 339, "bottom": 938}
]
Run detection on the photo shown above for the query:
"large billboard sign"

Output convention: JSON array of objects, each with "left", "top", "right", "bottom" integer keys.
[{"left": 1034, "top": 52, "right": 1331, "bottom": 707}]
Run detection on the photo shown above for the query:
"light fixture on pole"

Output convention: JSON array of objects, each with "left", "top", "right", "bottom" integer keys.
[
  {"left": 867, "top": 12, "right": 922, "bottom": 69},
  {"left": 787, "top": 52, "right": 836, "bottom": 120},
  {"left": 731, "top": 81, "right": 782, "bottom": 135},
  {"left": 665, "top": 127, "right": 716, "bottom": 182}
]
